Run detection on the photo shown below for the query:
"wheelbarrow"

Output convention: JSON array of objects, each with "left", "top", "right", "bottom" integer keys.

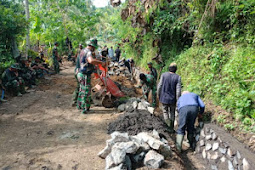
[{"left": 92, "top": 62, "right": 125, "bottom": 108}]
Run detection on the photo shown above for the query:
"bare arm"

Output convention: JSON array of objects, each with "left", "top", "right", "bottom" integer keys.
[
  {"left": 87, "top": 56, "right": 105, "bottom": 66},
  {"left": 157, "top": 75, "right": 163, "bottom": 98}
]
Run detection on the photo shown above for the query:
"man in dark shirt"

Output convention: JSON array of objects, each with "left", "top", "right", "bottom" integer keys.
[
  {"left": 115, "top": 46, "right": 121, "bottom": 62},
  {"left": 147, "top": 62, "right": 157, "bottom": 80},
  {"left": 1, "top": 64, "right": 25, "bottom": 96},
  {"left": 157, "top": 63, "right": 181, "bottom": 133},
  {"left": 176, "top": 91, "right": 205, "bottom": 152}
]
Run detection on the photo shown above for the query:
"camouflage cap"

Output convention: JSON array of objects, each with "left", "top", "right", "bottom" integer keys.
[
  {"left": 86, "top": 39, "right": 98, "bottom": 49},
  {"left": 10, "top": 63, "right": 20, "bottom": 69}
]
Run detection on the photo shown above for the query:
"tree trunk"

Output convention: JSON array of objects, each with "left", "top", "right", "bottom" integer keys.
[{"left": 24, "top": 0, "right": 30, "bottom": 57}]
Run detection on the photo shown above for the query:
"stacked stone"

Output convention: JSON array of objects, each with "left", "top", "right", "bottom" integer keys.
[
  {"left": 117, "top": 97, "right": 155, "bottom": 114},
  {"left": 98, "top": 131, "right": 171, "bottom": 170},
  {"left": 108, "top": 62, "right": 131, "bottom": 78},
  {"left": 195, "top": 125, "right": 251, "bottom": 170}
]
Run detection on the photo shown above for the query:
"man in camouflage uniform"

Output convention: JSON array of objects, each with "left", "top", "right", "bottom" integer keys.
[
  {"left": 1, "top": 64, "right": 25, "bottom": 96},
  {"left": 72, "top": 44, "right": 83, "bottom": 107},
  {"left": 52, "top": 42, "right": 60, "bottom": 74},
  {"left": 137, "top": 73, "right": 157, "bottom": 107},
  {"left": 31, "top": 57, "right": 49, "bottom": 78},
  {"left": 18, "top": 57, "right": 36, "bottom": 88},
  {"left": 77, "top": 39, "right": 106, "bottom": 114}
]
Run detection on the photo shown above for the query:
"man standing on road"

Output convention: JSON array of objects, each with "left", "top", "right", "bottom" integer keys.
[
  {"left": 108, "top": 46, "right": 114, "bottom": 59},
  {"left": 52, "top": 42, "right": 60, "bottom": 74},
  {"left": 137, "top": 73, "right": 157, "bottom": 107},
  {"left": 147, "top": 62, "right": 157, "bottom": 80},
  {"left": 72, "top": 44, "right": 83, "bottom": 107},
  {"left": 115, "top": 46, "right": 121, "bottom": 62},
  {"left": 77, "top": 39, "right": 106, "bottom": 114},
  {"left": 157, "top": 63, "right": 181, "bottom": 133},
  {"left": 176, "top": 91, "right": 205, "bottom": 152}
]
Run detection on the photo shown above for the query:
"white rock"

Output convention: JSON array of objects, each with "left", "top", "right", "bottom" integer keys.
[
  {"left": 141, "top": 99, "right": 150, "bottom": 108},
  {"left": 202, "top": 149, "right": 206, "bottom": 159},
  {"left": 207, "top": 152, "right": 211, "bottom": 160},
  {"left": 211, "top": 165, "right": 218, "bottom": 170},
  {"left": 212, "top": 142, "right": 219, "bottom": 151},
  {"left": 200, "top": 129, "right": 205, "bottom": 137},
  {"left": 137, "top": 102, "right": 146, "bottom": 110},
  {"left": 147, "top": 107, "right": 155, "bottom": 114},
  {"left": 200, "top": 140, "right": 205, "bottom": 146},
  {"left": 152, "top": 129, "right": 160, "bottom": 139},
  {"left": 144, "top": 150, "right": 164, "bottom": 169},
  {"left": 243, "top": 158, "right": 250, "bottom": 170},
  {"left": 227, "top": 148, "right": 234, "bottom": 158},
  {"left": 220, "top": 156, "right": 226, "bottom": 163},
  {"left": 110, "top": 132, "right": 130, "bottom": 143},
  {"left": 111, "top": 146, "right": 126, "bottom": 165},
  {"left": 137, "top": 132, "right": 164, "bottom": 150},
  {"left": 105, "top": 154, "right": 115, "bottom": 169},
  {"left": 211, "top": 152, "right": 219, "bottom": 160},
  {"left": 130, "top": 136, "right": 150, "bottom": 151},
  {"left": 233, "top": 156, "right": 238, "bottom": 166},
  {"left": 98, "top": 143, "right": 112, "bottom": 159},
  {"left": 219, "top": 147, "right": 227, "bottom": 154},
  {"left": 113, "top": 141, "right": 139, "bottom": 154},
  {"left": 117, "top": 104, "right": 126, "bottom": 112},
  {"left": 212, "top": 133, "right": 217, "bottom": 140},
  {"left": 205, "top": 143, "right": 212, "bottom": 151},
  {"left": 132, "top": 101, "right": 138, "bottom": 109},
  {"left": 218, "top": 137, "right": 222, "bottom": 143},
  {"left": 228, "top": 160, "right": 234, "bottom": 170},
  {"left": 236, "top": 150, "right": 241, "bottom": 160},
  {"left": 205, "top": 135, "right": 212, "bottom": 140}
]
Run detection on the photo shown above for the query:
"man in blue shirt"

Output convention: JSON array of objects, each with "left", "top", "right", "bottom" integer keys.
[{"left": 176, "top": 91, "right": 205, "bottom": 152}]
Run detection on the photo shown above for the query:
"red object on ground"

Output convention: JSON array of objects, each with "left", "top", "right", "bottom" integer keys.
[{"left": 97, "top": 64, "right": 125, "bottom": 97}]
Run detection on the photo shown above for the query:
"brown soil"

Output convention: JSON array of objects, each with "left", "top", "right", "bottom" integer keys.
[{"left": 0, "top": 62, "right": 253, "bottom": 170}]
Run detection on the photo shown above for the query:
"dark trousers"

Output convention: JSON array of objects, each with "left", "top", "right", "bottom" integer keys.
[{"left": 177, "top": 106, "right": 198, "bottom": 135}]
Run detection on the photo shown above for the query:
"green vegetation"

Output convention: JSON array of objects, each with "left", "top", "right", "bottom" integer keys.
[
  {"left": 99, "top": 0, "right": 255, "bottom": 129},
  {"left": 0, "top": 0, "right": 254, "bottom": 130}
]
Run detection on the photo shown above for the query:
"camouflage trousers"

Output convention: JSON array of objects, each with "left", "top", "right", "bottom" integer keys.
[
  {"left": 142, "top": 85, "right": 157, "bottom": 107},
  {"left": 53, "top": 57, "right": 60, "bottom": 74},
  {"left": 72, "top": 74, "right": 80, "bottom": 103},
  {"left": 77, "top": 73, "right": 91, "bottom": 112},
  {"left": 5, "top": 79, "right": 25, "bottom": 96}
]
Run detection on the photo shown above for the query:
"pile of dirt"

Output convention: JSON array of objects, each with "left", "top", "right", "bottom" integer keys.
[{"left": 107, "top": 110, "right": 170, "bottom": 138}]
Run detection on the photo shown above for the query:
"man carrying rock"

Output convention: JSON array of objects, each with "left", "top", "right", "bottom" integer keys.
[
  {"left": 1, "top": 64, "right": 26, "bottom": 97},
  {"left": 176, "top": 91, "right": 205, "bottom": 152},
  {"left": 157, "top": 63, "right": 181, "bottom": 133},
  {"left": 147, "top": 62, "right": 157, "bottom": 80},
  {"left": 77, "top": 39, "right": 106, "bottom": 114},
  {"left": 136, "top": 73, "right": 157, "bottom": 107}
]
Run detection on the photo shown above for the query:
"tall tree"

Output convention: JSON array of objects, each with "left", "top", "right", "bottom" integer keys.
[{"left": 24, "top": 0, "right": 30, "bottom": 56}]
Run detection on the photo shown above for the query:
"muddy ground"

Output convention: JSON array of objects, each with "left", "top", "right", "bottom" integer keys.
[{"left": 0, "top": 63, "right": 253, "bottom": 170}]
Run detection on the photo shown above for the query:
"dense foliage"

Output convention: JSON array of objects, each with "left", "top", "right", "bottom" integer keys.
[
  {"left": 99, "top": 0, "right": 255, "bottom": 129},
  {"left": 0, "top": 0, "right": 27, "bottom": 73}
]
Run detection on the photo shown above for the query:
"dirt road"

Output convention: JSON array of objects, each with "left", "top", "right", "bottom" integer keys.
[
  {"left": 0, "top": 64, "right": 119, "bottom": 170},
  {"left": 1, "top": 63, "right": 253, "bottom": 170}
]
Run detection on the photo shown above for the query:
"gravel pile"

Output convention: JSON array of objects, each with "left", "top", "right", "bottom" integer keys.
[{"left": 107, "top": 110, "right": 169, "bottom": 139}]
